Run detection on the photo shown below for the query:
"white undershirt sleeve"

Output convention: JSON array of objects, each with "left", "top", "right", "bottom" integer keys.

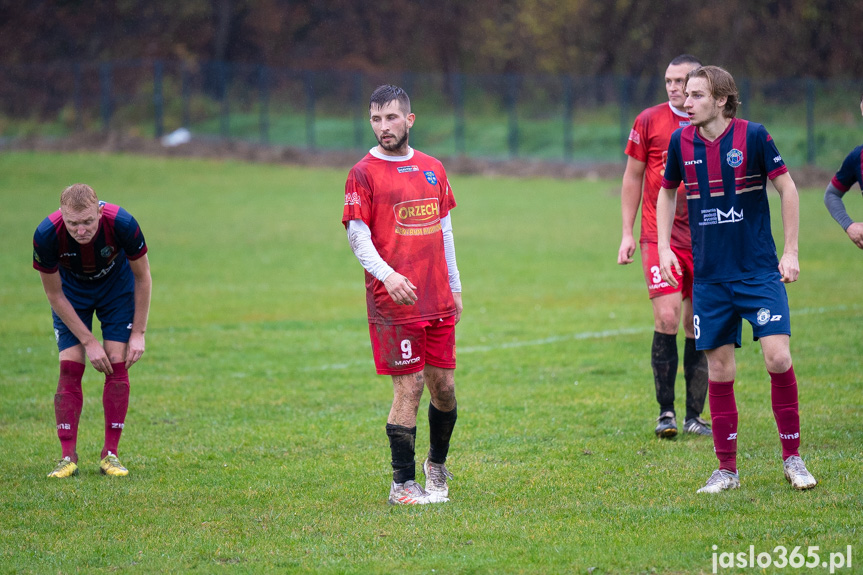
[
  {"left": 346, "top": 219, "right": 395, "bottom": 283},
  {"left": 441, "top": 214, "right": 462, "bottom": 293}
]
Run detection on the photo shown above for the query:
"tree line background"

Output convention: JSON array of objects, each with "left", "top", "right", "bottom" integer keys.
[{"left": 2, "top": 0, "right": 859, "bottom": 79}]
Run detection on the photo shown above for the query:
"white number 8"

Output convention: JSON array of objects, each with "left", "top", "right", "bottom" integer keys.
[
  {"left": 693, "top": 315, "right": 700, "bottom": 339},
  {"left": 401, "top": 339, "right": 412, "bottom": 359}
]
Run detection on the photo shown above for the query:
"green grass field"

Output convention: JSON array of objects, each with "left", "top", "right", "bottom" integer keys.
[{"left": 1, "top": 151, "right": 861, "bottom": 574}]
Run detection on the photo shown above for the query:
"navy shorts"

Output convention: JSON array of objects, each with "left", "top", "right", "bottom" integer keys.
[
  {"left": 692, "top": 272, "right": 791, "bottom": 351},
  {"left": 52, "top": 270, "right": 135, "bottom": 352}
]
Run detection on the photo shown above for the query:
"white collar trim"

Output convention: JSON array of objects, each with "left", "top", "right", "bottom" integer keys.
[
  {"left": 668, "top": 101, "right": 689, "bottom": 118},
  {"left": 370, "top": 146, "right": 414, "bottom": 161}
]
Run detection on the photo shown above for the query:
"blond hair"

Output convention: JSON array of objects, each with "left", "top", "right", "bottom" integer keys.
[{"left": 60, "top": 184, "right": 99, "bottom": 210}]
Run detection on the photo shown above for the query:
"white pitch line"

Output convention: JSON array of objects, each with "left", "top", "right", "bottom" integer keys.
[
  {"left": 306, "top": 303, "right": 861, "bottom": 372},
  {"left": 308, "top": 326, "right": 651, "bottom": 371}
]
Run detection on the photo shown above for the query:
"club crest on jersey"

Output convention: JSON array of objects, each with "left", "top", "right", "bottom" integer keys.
[
  {"left": 726, "top": 148, "right": 744, "bottom": 168},
  {"left": 424, "top": 171, "right": 437, "bottom": 185},
  {"left": 100, "top": 245, "right": 114, "bottom": 258},
  {"left": 756, "top": 308, "right": 771, "bottom": 326}
]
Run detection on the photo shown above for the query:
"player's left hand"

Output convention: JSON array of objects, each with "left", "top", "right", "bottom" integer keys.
[
  {"left": 125, "top": 333, "right": 145, "bottom": 369},
  {"left": 657, "top": 247, "right": 681, "bottom": 288},
  {"left": 846, "top": 222, "right": 863, "bottom": 249},
  {"left": 778, "top": 252, "right": 799, "bottom": 283},
  {"left": 452, "top": 292, "right": 463, "bottom": 324}
]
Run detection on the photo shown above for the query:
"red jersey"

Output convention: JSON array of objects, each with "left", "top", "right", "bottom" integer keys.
[
  {"left": 343, "top": 148, "right": 457, "bottom": 325},
  {"left": 625, "top": 102, "right": 692, "bottom": 248}
]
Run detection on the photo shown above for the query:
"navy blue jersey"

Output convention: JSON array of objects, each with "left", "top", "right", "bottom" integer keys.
[
  {"left": 661, "top": 118, "right": 788, "bottom": 283},
  {"left": 831, "top": 145, "right": 863, "bottom": 193},
  {"left": 33, "top": 202, "right": 148, "bottom": 284}
]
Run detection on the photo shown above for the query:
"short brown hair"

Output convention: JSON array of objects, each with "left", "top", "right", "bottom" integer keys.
[
  {"left": 686, "top": 65, "right": 740, "bottom": 119},
  {"left": 60, "top": 184, "right": 99, "bottom": 210}
]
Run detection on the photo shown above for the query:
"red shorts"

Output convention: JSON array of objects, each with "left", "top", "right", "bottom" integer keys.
[
  {"left": 369, "top": 315, "right": 457, "bottom": 376},
  {"left": 641, "top": 242, "right": 693, "bottom": 301}
]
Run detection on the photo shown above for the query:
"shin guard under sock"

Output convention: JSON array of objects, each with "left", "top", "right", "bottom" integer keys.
[
  {"left": 102, "top": 363, "right": 130, "bottom": 459},
  {"left": 770, "top": 366, "right": 801, "bottom": 460},
  {"left": 708, "top": 380, "right": 738, "bottom": 473},
  {"left": 55, "top": 360, "right": 85, "bottom": 460},
  {"left": 428, "top": 403, "right": 457, "bottom": 464},
  {"left": 385, "top": 423, "right": 416, "bottom": 484},
  {"left": 683, "top": 337, "right": 708, "bottom": 421},
  {"left": 651, "top": 332, "right": 678, "bottom": 414}
]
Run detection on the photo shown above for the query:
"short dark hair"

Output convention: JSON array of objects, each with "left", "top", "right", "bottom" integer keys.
[
  {"left": 686, "top": 65, "right": 740, "bottom": 119},
  {"left": 369, "top": 84, "right": 411, "bottom": 115},
  {"left": 669, "top": 54, "right": 703, "bottom": 68}
]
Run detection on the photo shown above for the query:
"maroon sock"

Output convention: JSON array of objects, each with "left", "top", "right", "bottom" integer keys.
[
  {"left": 102, "top": 363, "right": 130, "bottom": 459},
  {"left": 55, "top": 360, "right": 85, "bottom": 461},
  {"left": 770, "top": 366, "right": 800, "bottom": 460},
  {"left": 708, "top": 379, "right": 738, "bottom": 473}
]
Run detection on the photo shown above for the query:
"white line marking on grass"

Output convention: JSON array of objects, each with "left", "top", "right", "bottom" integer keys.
[
  {"left": 308, "top": 304, "right": 860, "bottom": 371},
  {"left": 457, "top": 327, "right": 650, "bottom": 353},
  {"left": 308, "top": 326, "right": 651, "bottom": 371}
]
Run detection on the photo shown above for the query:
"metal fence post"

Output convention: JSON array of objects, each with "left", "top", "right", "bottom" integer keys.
[
  {"left": 219, "top": 62, "right": 230, "bottom": 138},
  {"left": 739, "top": 78, "right": 750, "bottom": 121},
  {"left": 100, "top": 62, "right": 113, "bottom": 131},
  {"left": 73, "top": 62, "right": 83, "bottom": 132},
  {"left": 181, "top": 63, "right": 190, "bottom": 128},
  {"left": 453, "top": 73, "right": 465, "bottom": 156},
  {"left": 353, "top": 71, "right": 364, "bottom": 149},
  {"left": 259, "top": 65, "right": 269, "bottom": 144},
  {"left": 563, "top": 75, "right": 574, "bottom": 161},
  {"left": 506, "top": 74, "right": 519, "bottom": 157},
  {"left": 806, "top": 77, "right": 816, "bottom": 165},
  {"left": 304, "top": 70, "right": 315, "bottom": 150},
  {"left": 153, "top": 60, "right": 164, "bottom": 138},
  {"left": 618, "top": 75, "right": 630, "bottom": 155}
]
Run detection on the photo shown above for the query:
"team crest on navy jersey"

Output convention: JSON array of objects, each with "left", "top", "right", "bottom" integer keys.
[
  {"left": 726, "top": 148, "right": 744, "bottom": 167},
  {"left": 100, "top": 245, "right": 114, "bottom": 258},
  {"left": 756, "top": 308, "right": 771, "bottom": 326},
  {"left": 424, "top": 171, "right": 437, "bottom": 185}
]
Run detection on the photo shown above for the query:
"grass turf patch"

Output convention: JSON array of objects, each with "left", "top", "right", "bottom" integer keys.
[{"left": 0, "top": 151, "right": 860, "bottom": 574}]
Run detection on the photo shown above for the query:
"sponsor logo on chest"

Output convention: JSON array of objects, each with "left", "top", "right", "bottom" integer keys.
[{"left": 393, "top": 198, "right": 442, "bottom": 236}]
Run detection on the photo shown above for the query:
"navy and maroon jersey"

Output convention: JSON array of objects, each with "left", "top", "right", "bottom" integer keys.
[
  {"left": 33, "top": 202, "right": 148, "bottom": 284},
  {"left": 625, "top": 102, "right": 692, "bottom": 248},
  {"left": 661, "top": 118, "right": 788, "bottom": 283},
  {"left": 831, "top": 145, "right": 863, "bottom": 193},
  {"left": 343, "top": 147, "right": 456, "bottom": 326}
]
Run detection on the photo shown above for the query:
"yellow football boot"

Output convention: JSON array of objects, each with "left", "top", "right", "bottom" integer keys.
[
  {"left": 47, "top": 456, "right": 79, "bottom": 478},
  {"left": 99, "top": 452, "right": 129, "bottom": 477}
]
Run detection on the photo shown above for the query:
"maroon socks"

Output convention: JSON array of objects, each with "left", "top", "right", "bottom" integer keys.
[
  {"left": 55, "top": 360, "right": 85, "bottom": 461},
  {"left": 102, "top": 363, "right": 130, "bottom": 459},
  {"left": 770, "top": 366, "right": 801, "bottom": 460},
  {"left": 708, "top": 379, "right": 738, "bottom": 473},
  {"left": 709, "top": 367, "right": 802, "bottom": 472}
]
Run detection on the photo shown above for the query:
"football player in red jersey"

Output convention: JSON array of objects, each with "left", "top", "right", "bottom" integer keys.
[
  {"left": 343, "top": 85, "right": 462, "bottom": 505},
  {"left": 617, "top": 55, "right": 712, "bottom": 439}
]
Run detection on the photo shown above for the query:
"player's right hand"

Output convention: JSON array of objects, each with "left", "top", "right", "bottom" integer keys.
[
  {"left": 85, "top": 341, "right": 113, "bottom": 374},
  {"left": 617, "top": 236, "right": 636, "bottom": 265},
  {"left": 384, "top": 272, "right": 418, "bottom": 305}
]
